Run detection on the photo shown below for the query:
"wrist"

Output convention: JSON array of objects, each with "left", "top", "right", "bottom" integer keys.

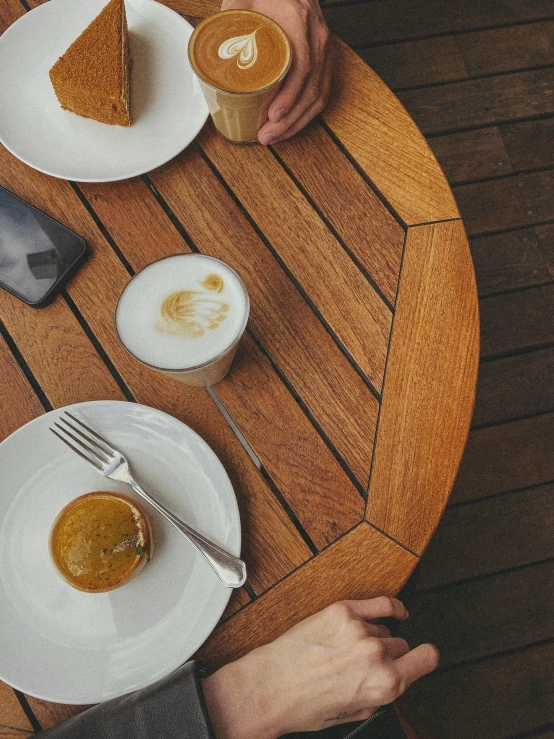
[{"left": 202, "top": 651, "right": 285, "bottom": 739}]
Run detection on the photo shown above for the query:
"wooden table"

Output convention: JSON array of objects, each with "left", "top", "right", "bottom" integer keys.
[{"left": 0, "top": 0, "right": 479, "bottom": 732}]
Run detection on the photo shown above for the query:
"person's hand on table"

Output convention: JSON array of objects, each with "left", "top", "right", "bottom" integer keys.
[
  {"left": 220, "top": 0, "right": 332, "bottom": 145},
  {"left": 202, "top": 597, "right": 440, "bottom": 739}
]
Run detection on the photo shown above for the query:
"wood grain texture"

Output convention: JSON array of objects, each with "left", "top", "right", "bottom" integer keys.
[
  {"left": 0, "top": 335, "right": 45, "bottom": 439},
  {"left": 367, "top": 221, "right": 479, "bottom": 554},
  {"left": 197, "top": 523, "right": 417, "bottom": 670},
  {"left": 398, "top": 68, "right": 554, "bottom": 135},
  {"left": 0, "top": 683, "right": 32, "bottom": 732},
  {"left": 453, "top": 413, "right": 554, "bottom": 503},
  {"left": 457, "top": 19, "right": 554, "bottom": 76},
  {"left": 429, "top": 128, "right": 513, "bottom": 185},
  {"left": 274, "top": 123, "right": 404, "bottom": 305},
  {"left": 400, "top": 559, "right": 554, "bottom": 667},
  {"left": 215, "top": 334, "right": 365, "bottom": 547},
  {"left": 220, "top": 587, "right": 251, "bottom": 621},
  {"left": 480, "top": 283, "right": 554, "bottom": 358},
  {"left": 417, "top": 483, "right": 554, "bottom": 590},
  {"left": 323, "top": 0, "right": 554, "bottom": 46},
  {"left": 455, "top": 170, "right": 554, "bottom": 237},
  {"left": 400, "top": 642, "right": 554, "bottom": 739},
  {"left": 146, "top": 147, "right": 380, "bottom": 483},
  {"left": 197, "top": 124, "right": 391, "bottom": 391},
  {"left": 360, "top": 36, "right": 468, "bottom": 90},
  {"left": 324, "top": 38, "right": 460, "bottom": 225},
  {"left": 0, "top": 149, "right": 310, "bottom": 594},
  {"left": 473, "top": 346, "right": 554, "bottom": 426},
  {"left": 470, "top": 228, "right": 552, "bottom": 297},
  {"left": 0, "top": 290, "right": 124, "bottom": 408}
]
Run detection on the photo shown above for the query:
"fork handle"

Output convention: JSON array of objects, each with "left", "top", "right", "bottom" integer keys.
[{"left": 128, "top": 478, "right": 247, "bottom": 589}]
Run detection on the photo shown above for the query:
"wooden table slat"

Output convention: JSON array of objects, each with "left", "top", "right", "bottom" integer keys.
[
  {"left": 325, "top": 39, "right": 460, "bottom": 225},
  {"left": 367, "top": 221, "right": 479, "bottom": 554},
  {"left": 197, "top": 124, "right": 392, "bottom": 391},
  {"left": 0, "top": 334, "right": 45, "bottom": 439},
  {"left": 274, "top": 123, "right": 405, "bottom": 305}
]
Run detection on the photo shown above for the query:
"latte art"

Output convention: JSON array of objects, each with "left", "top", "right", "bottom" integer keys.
[
  {"left": 115, "top": 254, "right": 249, "bottom": 373},
  {"left": 156, "top": 289, "right": 229, "bottom": 338},
  {"left": 218, "top": 30, "right": 259, "bottom": 70}
]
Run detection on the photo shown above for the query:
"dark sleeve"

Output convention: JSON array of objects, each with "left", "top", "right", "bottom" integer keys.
[{"left": 41, "top": 661, "right": 216, "bottom": 739}]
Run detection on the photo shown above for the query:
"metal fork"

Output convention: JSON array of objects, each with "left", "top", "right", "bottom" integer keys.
[{"left": 50, "top": 411, "right": 247, "bottom": 589}]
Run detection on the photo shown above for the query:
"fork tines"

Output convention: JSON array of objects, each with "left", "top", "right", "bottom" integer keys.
[{"left": 50, "top": 411, "right": 114, "bottom": 470}]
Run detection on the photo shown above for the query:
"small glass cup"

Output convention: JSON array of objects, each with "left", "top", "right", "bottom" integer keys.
[
  {"left": 114, "top": 254, "right": 250, "bottom": 387},
  {"left": 188, "top": 10, "right": 292, "bottom": 144}
]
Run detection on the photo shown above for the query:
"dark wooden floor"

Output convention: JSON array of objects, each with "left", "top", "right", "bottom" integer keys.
[{"left": 322, "top": 2, "right": 554, "bottom": 738}]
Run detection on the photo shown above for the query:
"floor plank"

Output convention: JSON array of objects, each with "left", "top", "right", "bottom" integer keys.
[
  {"left": 453, "top": 414, "right": 554, "bottom": 503},
  {"left": 473, "top": 346, "right": 554, "bottom": 426},
  {"left": 501, "top": 117, "right": 554, "bottom": 171},
  {"left": 359, "top": 36, "right": 468, "bottom": 89},
  {"left": 457, "top": 19, "right": 554, "bottom": 76},
  {"left": 536, "top": 223, "right": 554, "bottom": 277},
  {"left": 400, "top": 559, "right": 554, "bottom": 667},
  {"left": 470, "top": 228, "right": 552, "bottom": 297},
  {"left": 360, "top": 21, "right": 554, "bottom": 92},
  {"left": 429, "top": 127, "right": 512, "bottom": 185},
  {"left": 455, "top": 171, "right": 554, "bottom": 236},
  {"left": 417, "top": 483, "right": 554, "bottom": 590},
  {"left": 400, "top": 642, "right": 554, "bottom": 739},
  {"left": 480, "top": 283, "right": 554, "bottom": 358},
  {"left": 397, "top": 68, "right": 554, "bottom": 135},
  {"left": 323, "top": 0, "right": 554, "bottom": 47}
]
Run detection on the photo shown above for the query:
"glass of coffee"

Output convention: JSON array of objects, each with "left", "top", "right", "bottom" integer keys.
[
  {"left": 188, "top": 10, "right": 291, "bottom": 144},
  {"left": 115, "top": 254, "right": 250, "bottom": 387}
]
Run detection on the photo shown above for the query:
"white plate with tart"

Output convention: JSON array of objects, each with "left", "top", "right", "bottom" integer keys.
[
  {"left": 0, "top": 400, "right": 241, "bottom": 704},
  {"left": 0, "top": 0, "right": 208, "bottom": 182}
]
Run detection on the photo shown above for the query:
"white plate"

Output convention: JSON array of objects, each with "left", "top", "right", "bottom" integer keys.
[
  {"left": 0, "top": 0, "right": 209, "bottom": 181},
  {"left": 0, "top": 400, "right": 240, "bottom": 704}
]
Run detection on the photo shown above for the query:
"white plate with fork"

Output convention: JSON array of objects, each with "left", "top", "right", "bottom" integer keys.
[{"left": 0, "top": 400, "right": 241, "bottom": 704}]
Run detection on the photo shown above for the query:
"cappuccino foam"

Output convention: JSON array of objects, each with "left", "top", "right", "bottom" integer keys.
[
  {"left": 189, "top": 10, "right": 290, "bottom": 94},
  {"left": 115, "top": 255, "right": 249, "bottom": 371}
]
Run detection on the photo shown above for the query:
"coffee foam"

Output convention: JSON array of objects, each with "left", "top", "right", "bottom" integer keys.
[
  {"left": 189, "top": 10, "right": 290, "bottom": 94},
  {"left": 115, "top": 255, "right": 249, "bottom": 371}
]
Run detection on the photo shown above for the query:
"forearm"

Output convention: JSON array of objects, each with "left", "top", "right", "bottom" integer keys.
[{"left": 202, "top": 651, "right": 285, "bottom": 739}]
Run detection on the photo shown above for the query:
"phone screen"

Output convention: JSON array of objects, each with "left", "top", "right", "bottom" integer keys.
[{"left": 0, "top": 186, "right": 87, "bottom": 306}]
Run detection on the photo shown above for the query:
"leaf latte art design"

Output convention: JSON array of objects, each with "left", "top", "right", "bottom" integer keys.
[
  {"left": 218, "top": 30, "right": 259, "bottom": 70},
  {"left": 156, "top": 290, "right": 229, "bottom": 338}
]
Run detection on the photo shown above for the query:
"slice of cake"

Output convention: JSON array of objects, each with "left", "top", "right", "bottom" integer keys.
[{"left": 49, "top": 0, "right": 131, "bottom": 126}]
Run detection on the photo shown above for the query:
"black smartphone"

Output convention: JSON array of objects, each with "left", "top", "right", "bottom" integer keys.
[{"left": 0, "top": 185, "right": 89, "bottom": 308}]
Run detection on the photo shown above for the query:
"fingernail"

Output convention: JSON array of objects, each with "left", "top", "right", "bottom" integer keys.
[
  {"left": 260, "top": 133, "right": 275, "bottom": 145},
  {"left": 274, "top": 107, "right": 287, "bottom": 122}
]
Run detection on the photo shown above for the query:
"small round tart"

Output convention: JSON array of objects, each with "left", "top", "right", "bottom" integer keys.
[{"left": 49, "top": 491, "right": 153, "bottom": 593}]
